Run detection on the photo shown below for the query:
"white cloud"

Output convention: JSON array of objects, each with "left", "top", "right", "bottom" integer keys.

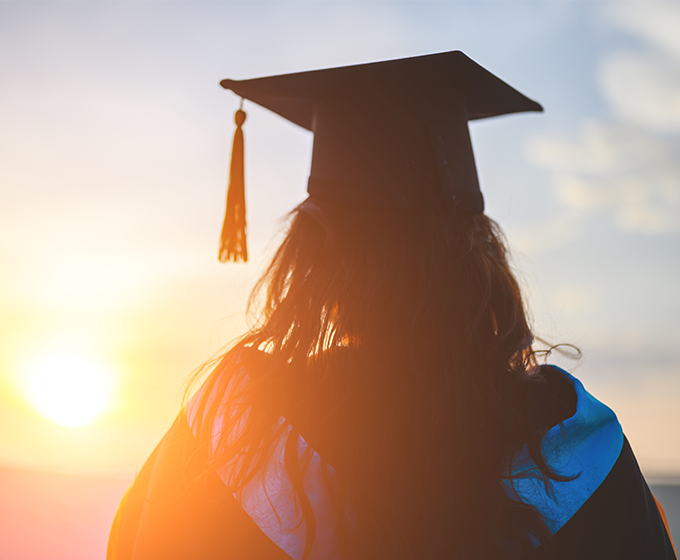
[
  {"left": 605, "top": 2, "right": 680, "bottom": 60},
  {"left": 599, "top": 50, "right": 680, "bottom": 132},
  {"left": 526, "top": 4, "right": 680, "bottom": 235},
  {"left": 528, "top": 120, "right": 669, "bottom": 174},
  {"left": 528, "top": 121, "right": 680, "bottom": 233}
]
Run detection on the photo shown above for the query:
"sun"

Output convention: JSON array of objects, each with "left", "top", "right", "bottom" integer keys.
[{"left": 24, "top": 351, "right": 116, "bottom": 428}]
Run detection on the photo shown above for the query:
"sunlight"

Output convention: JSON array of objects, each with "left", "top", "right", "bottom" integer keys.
[{"left": 23, "top": 351, "right": 116, "bottom": 428}]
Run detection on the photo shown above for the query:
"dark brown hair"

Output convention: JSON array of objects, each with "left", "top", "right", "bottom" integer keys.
[{"left": 189, "top": 197, "right": 567, "bottom": 559}]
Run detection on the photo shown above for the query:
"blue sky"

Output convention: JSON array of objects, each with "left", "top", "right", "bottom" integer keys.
[{"left": 0, "top": 1, "right": 678, "bottom": 477}]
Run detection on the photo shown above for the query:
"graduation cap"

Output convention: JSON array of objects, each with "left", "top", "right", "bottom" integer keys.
[{"left": 218, "top": 51, "right": 542, "bottom": 262}]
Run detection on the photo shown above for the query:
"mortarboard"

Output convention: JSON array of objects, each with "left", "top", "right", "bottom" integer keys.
[{"left": 218, "top": 51, "right": 542, "bottom": 262}]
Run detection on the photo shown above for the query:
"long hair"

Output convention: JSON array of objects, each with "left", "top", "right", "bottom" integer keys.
[{"left": 189, "top": 197, "right": 570, "bottom": 559}]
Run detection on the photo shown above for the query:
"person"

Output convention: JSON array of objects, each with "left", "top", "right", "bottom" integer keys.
[{"left": 107, "top": 51, "right": 676, "bottom": 560}]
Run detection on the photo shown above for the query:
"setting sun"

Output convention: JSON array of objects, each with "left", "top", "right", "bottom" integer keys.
[{"left": 23, "top": 352, "right": 116, "bottom": 428}]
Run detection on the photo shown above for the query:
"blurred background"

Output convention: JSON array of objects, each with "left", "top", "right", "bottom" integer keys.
[{"left": 1, "top": 1, "right": 678, "bottom": 558}]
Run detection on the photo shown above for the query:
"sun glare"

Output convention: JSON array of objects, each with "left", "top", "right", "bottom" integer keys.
[{"left": 24, "top": 352, "right": 116, "bottom": 428}]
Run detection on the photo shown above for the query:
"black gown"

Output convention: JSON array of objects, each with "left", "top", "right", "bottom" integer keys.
[{"left": 108, "top": 359, "right": 676, "bottom": 560}]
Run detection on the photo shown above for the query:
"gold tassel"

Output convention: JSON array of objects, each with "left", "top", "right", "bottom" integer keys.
[{"left": 219, "top": 102, "right": 248, "bottom": 262}]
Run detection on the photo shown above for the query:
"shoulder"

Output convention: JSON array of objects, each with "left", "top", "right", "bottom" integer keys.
[
  {"left": 186, "top": 347, "right": 348, "bottom": 560},
  {"left": 539, "top": 367, "right": 624, "bottom": 487},
  {"left": 508, "top": 368, "right": 676, "bottom": 559},
  {"left": 507, "top": 366, "right": 624, "bottom": 534}
]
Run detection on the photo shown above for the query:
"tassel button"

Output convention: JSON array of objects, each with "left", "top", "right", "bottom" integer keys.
[{"left": 235, "top": 109, "right": 246, "bottom": 127}]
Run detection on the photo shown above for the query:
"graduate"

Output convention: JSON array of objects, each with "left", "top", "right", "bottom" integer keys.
[{"left": 108, "top": 51, "right": 677, "bottom": 560}]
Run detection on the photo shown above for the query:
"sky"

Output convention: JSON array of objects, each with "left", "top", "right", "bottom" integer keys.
[{"left": 0, "top": 1, "right": 679, "bottom": 480}]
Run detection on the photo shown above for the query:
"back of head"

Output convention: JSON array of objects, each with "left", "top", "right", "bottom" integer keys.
[
  {"left": 257, "top": 197, "right": 532, "bottom": 374},
  {"left": 237, "top": 197, "right": 542, "bottom": 559}
]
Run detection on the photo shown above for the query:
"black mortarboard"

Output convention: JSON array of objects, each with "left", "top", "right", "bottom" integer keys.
[{"left": 218, "top": 51, "right": 542, "bottom": 262}]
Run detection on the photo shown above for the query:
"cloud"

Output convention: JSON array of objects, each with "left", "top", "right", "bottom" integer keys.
[
  {"left": 600, "top": 3, "right": 680, "bottom": 133},
  {"left": 599, "top": 50, "right": 680, "bottom": 133},
  {"left": 528, "top": 121, "right": 680, "bottom": 233},
  {"left": 605, "top": 2, "right": 680, "bottom": 60},
  {"left": 526, "top": 4, "right": 680, "bottom": 235}
]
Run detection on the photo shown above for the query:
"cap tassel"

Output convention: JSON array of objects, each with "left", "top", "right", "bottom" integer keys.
[{"left": 219, "top": 103, "right": 248, "bottom": 263}]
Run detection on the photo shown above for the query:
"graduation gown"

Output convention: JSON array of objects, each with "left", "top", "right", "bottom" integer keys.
[{"left": 107, "top": 366, "right": 676, "bottom": 559}]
